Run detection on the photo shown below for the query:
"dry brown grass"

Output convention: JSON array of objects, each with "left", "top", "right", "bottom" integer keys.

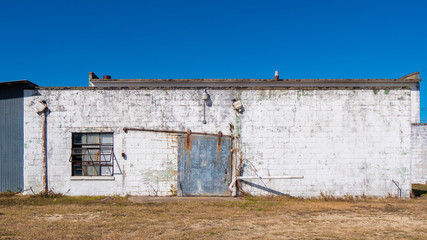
[{"left": 0, "top": 194, "right": 426, "bottom": 239}]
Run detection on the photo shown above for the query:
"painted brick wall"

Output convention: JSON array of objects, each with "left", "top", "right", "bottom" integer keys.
[
  {"left": 23, "top": 88, "right": 416, "bottom": 197},
  {"left": 23, "top": 89, "right": 237, "bottom": 196},
  {"left": 411, "top": 124, "right": 427, "bottom": 184},
  {"left": 238, "top": 89, "right": 413, "bottom": 197}
]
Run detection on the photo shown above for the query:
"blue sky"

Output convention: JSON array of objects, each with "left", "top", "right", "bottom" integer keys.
[{"left": 1, "top": 0, "right": 427, "bottom": 119}]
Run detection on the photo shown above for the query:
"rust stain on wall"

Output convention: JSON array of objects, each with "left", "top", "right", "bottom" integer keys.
[{"left": 186, "top": 129, "right": 192, "bottom": 150}]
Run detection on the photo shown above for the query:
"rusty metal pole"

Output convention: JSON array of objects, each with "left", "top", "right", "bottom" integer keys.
[
  {"left": 42, "top": 110, "right": 48, "bottom": 193},
  {"left": 123, "top": 127, "right": 231, "bottom": 137}
]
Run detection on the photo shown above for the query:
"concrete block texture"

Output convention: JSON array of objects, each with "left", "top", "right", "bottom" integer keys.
[
  {"left": 411, "top": 124, "right": 427, "bottom": 184},
  {"left": 23, "top": 88, "right": 416, "bottom": 197}
]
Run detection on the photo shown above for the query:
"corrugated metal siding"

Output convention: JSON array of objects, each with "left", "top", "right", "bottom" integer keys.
[{"left": 0, "top": 87, "right": 24, "bottom": 192}]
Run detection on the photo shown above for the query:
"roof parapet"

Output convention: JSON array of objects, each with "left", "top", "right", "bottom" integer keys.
[
  {"left": 89, "top": 72, "right": 100, "bottom": 87},
  {"left": 87, "top": 72, "right": 421, "bottom": 88},
  {"left": 398, "top": 72, "right": 420, "bottom": 81},
  {"left": 89, "top": 72, "right": 99, "bottom": 80}
]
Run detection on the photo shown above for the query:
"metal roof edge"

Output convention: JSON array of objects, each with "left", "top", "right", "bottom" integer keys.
[
  {"left": 35, "top": 85, "right": 414, "bottom": 91},
  {"left": 87, "top": 72, "right": 422, "bottom": 86},
  {"left": 0, "top": 80, "right": 38, "bottom": 88}
]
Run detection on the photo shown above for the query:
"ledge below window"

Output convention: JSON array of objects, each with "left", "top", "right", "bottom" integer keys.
[{"left": 70, "top": 176, "right": 115, "bottom": 181}]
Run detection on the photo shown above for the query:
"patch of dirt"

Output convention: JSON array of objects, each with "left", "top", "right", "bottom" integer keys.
[
  {"left": 0, "top": 196, "right": 426, "bottom": 239},
  {"left": 34, "top": 212, "right": 101, "bottom": 222},
  {"left": 128, "top": 196, "right": 245, "bottom": 203}
]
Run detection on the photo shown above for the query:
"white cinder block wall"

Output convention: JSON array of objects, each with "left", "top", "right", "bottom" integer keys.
[
  {"left": 24, "top": 87, "right": 417, "bottom": 197},
  {"left": 411, "top": 124, "right": 427, "bottom": 185},
  {"left": 239, "top": 89, "right": 413, "bottom": 197},
  {"left": 24, "top": 89, "right": 237, "bottom": 196}
]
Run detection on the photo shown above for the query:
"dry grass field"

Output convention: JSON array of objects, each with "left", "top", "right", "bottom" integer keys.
[{"left": 0, "top": 193, "right": 427, "bottom": 239}]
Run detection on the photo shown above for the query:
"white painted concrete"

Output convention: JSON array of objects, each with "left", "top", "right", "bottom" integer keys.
[
  {"left": 23, "top": 86, "right": 418, "bottom": 197},
  {"left": 238, "top": 89, "right": 413, "bottom": 197},
  {"left": 411, "top": 124, "right": 427, "bottom": 185}
]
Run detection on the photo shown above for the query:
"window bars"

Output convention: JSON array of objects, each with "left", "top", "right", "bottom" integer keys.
[{"left": 69, "top": 133, "right": 114, "bottom": 176}]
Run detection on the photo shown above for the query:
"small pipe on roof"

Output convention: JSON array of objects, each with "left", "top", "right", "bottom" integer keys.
[
  {"left": 103, "top": 75, "right": 111, "bottom": 79},
  {"left": 275, "top": 71, "right": 279, "bottom": 80}
]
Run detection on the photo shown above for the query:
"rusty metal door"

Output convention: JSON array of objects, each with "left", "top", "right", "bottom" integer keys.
[{"left": 177, "top": 134, "right": 232, "bottom": 196}]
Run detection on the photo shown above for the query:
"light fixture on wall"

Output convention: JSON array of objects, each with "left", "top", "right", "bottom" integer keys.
[
  {"left": 202, "top": 89, "right": 209, "bottom": 124},
  {"left": 232, "top": 99, "right": 244, "bottom": 113},
  {"left": 35, "top": 100, "right": 48, "bottom": 113}
]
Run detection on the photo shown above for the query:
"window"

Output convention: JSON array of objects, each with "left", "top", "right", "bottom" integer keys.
[{"left": 70, "top": 133, "right": 114, "bottom": 176}]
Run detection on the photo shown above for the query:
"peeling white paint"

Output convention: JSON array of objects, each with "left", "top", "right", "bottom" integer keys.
[{"left": 23, "top": 87, "right": 418, "bottom": 197}]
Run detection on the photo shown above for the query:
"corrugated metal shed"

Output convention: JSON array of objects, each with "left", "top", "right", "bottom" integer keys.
[{"left": 0, "top": 80, "right": 37, "bottom": 192}]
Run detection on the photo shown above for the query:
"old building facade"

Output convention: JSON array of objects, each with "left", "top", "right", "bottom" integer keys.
[{"left": 2, "top": 72, "right": 426, "bottom": 197}]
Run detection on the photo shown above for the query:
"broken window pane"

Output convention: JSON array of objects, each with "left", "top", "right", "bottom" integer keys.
[
  {"left": 70, "top": 133, "right": 114, "bottom": 176},
  {"left": 73, "top": 134, "right": 83, "bottom": 144}
]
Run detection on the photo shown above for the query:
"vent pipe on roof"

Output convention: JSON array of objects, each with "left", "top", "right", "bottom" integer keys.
[
  {"left": 103, "top": 75, "right": 111, "bottom": 79},
  {"left": 275, "top": 71, "right": 279, "bottom": 80}
]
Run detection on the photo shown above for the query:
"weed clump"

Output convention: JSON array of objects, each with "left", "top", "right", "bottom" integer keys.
[
  {"left": 32, "top": 190, "right": 64, "bottom": 199},
  {"left": 0, "top": 190, "right": 17, "bottom": 197},
  {"left": 169, "top": 184, "right": 177, "bottom": 196}
]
